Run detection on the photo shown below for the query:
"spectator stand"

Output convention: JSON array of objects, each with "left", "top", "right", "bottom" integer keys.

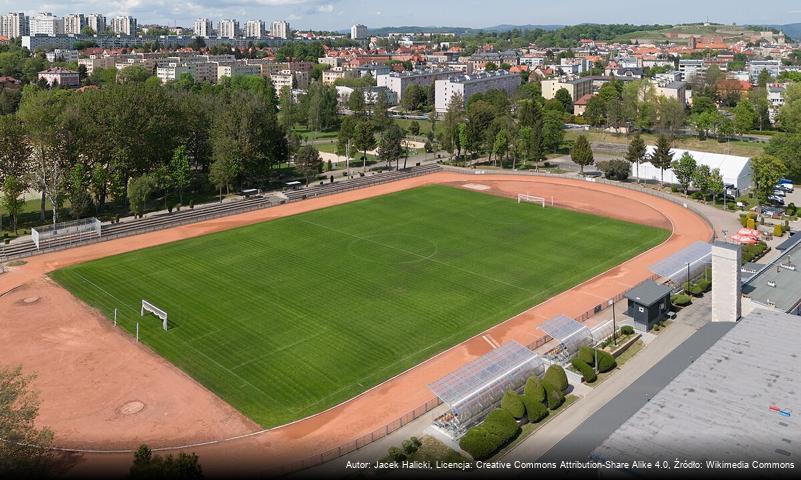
[
  {"left": 649, "top": 240, "right": 712, "bottom": 290},
  {"left": 428, "top": 341, "right": 545, "bottom": 439},
  {"left": 538, "top": 314, "right": 594, "bottom": 364}
]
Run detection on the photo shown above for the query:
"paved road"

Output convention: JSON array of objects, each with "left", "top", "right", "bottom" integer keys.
[{"left": 535, "top": 321, "right": 734, "bottom": 466}]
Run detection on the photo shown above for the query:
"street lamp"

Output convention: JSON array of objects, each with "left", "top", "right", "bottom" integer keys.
[{"left": 609, "top": 299, "right": 616, "bottom": 346}]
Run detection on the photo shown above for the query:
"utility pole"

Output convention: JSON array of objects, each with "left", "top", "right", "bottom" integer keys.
[
  {"left": 609, "top": 299, "right": 616, "bottom": 346},
  {"left": 346, "top": 138, "right": 351, "bottom": 178}
]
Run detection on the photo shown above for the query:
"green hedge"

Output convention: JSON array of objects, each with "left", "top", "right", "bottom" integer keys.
[
  {"left": 543, "top": 364, "right": 569, "bottom": 392},
  {"left": 671, "top": 293, "right": 692, "bottom": 307},
  {"left": 620, "top": 325, "right": 634, "bottom": 335},
  {"left": 577, "top": 345, "right": 596, "bottom": 366},
  {"left": 523, "top": 376, "right": 545, "bottom": 404},
  {"left": 596, "top": 350, "right": 617, "bottom": 373},
  {"left": 524, "top": 396, "right": 549, "bottom": 423},
  {"left": 571, "top": 357, "right": 597, "bottom": 383},
  {"left": 500, "top": 390, "right": 526, "bottom": 419},
  {"left": 458, "top": 408, "right": 520, "bottom": 460},
  {"left": 696, "top": 278, "right": 710, "bottom": 292},
  {"left": 543, "top": 381, "right": 565, "bottom": 410}
]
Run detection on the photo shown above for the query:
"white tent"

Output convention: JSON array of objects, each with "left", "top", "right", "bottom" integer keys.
[{"left": 631, "top": 146, "right": 753, "bottom": 192}]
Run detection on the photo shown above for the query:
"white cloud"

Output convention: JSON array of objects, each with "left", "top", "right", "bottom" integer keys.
[{"left": 317, "top": 4, "right": 334, "bottom": 13}]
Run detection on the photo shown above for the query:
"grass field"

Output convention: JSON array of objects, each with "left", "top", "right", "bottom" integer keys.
[{"left": 51, "top": 185, "right": 669, "bottom": 427}]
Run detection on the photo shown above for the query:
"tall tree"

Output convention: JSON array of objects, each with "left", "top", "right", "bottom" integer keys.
[
  {"left": 751, "top": 154, "right": 788, "bottom": 203},
  {"left": 0, "top": 366, "right": 55, "bottom": 477},
  {"left": 441, "top": 93, "right": 465, "bottom": 158},
  {"left": 671, "top": 152, "right": 698, "bottom": 195},
  {"left": 353, "top": 119, "right": 376, "bottom": 173},
  {"left": 170, "top": 145, "right": 192, "bottom": 204},
  {"left": 377, "top": 123, "right": 404, "bottom": 170},
  {"left": 708, "top": 168, "right": 725, "bottom": 205},
  {"left": 2, "top": 176, "right": 25, "bottom": 233},
  {"left": 624, "top": 134, "right": 647, "bottom": 183},
  {"left": 294, "top": 145, "right": 322, "bottom": 186},
  {"left": 693, "top": 164, "right": 711, "bottom": 202},
  {"left": 570, "top": 135, "right": 594, "bottom": 174},
  {"left": 554, "top": 88, "right": 573, "bottom": 114},
  {"left": 541, "top": 110, "right": 564, "bottom": 153},
  {"left": 650, "top": 135, "right": 674, "bottom": 187}
]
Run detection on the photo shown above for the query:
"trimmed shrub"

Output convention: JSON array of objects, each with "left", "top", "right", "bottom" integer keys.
[
  {"left": 620, "top": 325, "right": 634, "bottom": 335},
  {"left": 571, "top": 357, "right": 596, "bottom": 383},
  {"left": 596, "top": 350, "right": 617, "bottom": 373},
  {"left": 774, "top": 224, "right": 784, "bottom": 237},
  {"left": 577, "top": 345, "right": 596, "bottom": 366},
  {"left": 696, "top": 278, "right": 711, "bottom": 292},
  {"left": 459, "top": 408, "right": 520, "bottom": 460},
  {"left": 524, "top": 396, "right": 549, "bottom": 423},
  {"left": 746, "top": 217, "right": 756, "bottom": 230},
  {"left": 500, "top": 390, "right": 526, "bottom": 419},
  {"left": 189, "top": 199, "right": 194, "bottom": 209},
  {"left": 402, "top": 439, "right": 416, "bottom": 455},
  {"left": 543, "top": 364, "right": 569, "bottom": 392},
  {"left": 410, "top": 436, "right": 422, "bottom": 449},
  {"left": 523, "top": 376, "right": 545, "bottom": 404},
  {"left": 459, "top": 428, "right": 495, "bottom": 460},
  {"left": 543, "top": 382, "right": 565, "bottom": 410},
  {"left": 387, "top": 446, "right": 407, "bottom": 461}
]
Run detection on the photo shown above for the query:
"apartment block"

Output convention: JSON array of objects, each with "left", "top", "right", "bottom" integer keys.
[
  {"left": 87, "top": 14, "right": 105, "bottom": 35},
  {"left": 270, "top": 20, "right": 289, "bottom": 39},
  {"left": 377, "top": 69, "right": 453, "bottom": 101},
  {"left": 434, "top": 70, "right": 520, "bottom": 113},
  {"left": 541, "top": 76, "right": 593, "bottom": 100},
  {"left": 0, "top": 12, "right": 28, "bottom": 38},
  {"left": 194, "top": 18, "right": 213, "bottom": 38},
  {"left": 63, "top": 14, "right": 85, "bottom": 35},
  {"left": 245, "top": 20, "right": 265, "bottom": 38},
  {"left": 217, "top": 19, "right": 238, "bottom": 39}
]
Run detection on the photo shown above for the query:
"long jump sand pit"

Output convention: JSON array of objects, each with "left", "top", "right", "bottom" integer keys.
[{"left": 0, "top": 172, "right": 712, "bottom": 476}]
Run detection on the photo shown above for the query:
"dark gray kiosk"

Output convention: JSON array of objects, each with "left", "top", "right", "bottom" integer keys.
[{"left": 624, "top": 280, "right": 673, "bottom": 331}]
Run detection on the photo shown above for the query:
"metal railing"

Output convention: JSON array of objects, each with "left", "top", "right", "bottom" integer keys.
[{"left": 0, "top": 165, "right": 442, "bottom": 263}]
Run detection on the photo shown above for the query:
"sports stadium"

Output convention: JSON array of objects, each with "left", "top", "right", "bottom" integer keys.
[{"left": 0, "top": 167, "right": 712, "bottom": 476}]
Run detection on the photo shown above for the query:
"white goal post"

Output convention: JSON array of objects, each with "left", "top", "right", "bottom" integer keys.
[
  {"left": 141, "top": 300, "right": 168, "bottom": 330},
  {"left": 517, "top": 193, "right": 546, "bottom": 207}
]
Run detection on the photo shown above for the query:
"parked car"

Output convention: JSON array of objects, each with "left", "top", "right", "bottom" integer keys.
[
  {"left": 776, "top": 183, "right": 794, "bottom": 193},
  {"left": 768, "top": 195, "right": 786, "bottom": 206},
  {"left": 761, "top": 206, "right": 785, "bottom": 218},
  {"left": 773, "top": 189, "right": 786, "bottom": 197}
]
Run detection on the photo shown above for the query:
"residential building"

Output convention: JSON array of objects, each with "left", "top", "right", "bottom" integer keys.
[
  {"left": 652, "top": 78, "right": 687, "bottom": 105},
  {"left": 573, "top": 93, "right": 592, "bottom": 116},
  {"left": 541, "top": 76, "right": 593, "bottom": 100},
  {"left": 354, "top": 64, "right": 391, "bottom": 78},
  {"left": 156, "top": 61, "right": 217, "bottom": 84},
  {"left": 87, "top": 14, "right": 105, "bottom": 35},
  {"left": 46, "top": 49, "right": 79, "bottom": 62},
  {"left": 678, "top": 59, "right": 706, "bottom": 82},
  {"left": 767, "top": 84, "right": 786, "bottom": 123},
  {"left": 377, "top": 69, "right": 452, "bottom": 102},
  {"left": 29, "top": 12, "right": 64, "bottom": 36},
  {"left": 217, "top": 19, "right": 238, "bottom": 39},
  {"left": 748, "top": 60, "right": 781, "bottom": 83},
  {"left": 216, "top": 62, "right": 261, "bottom": 82},
  {"left": 78, "top": 55, "right": 117, "bottom": 75},
  {"left": 434, "top": 70, "right": 519, "bottom": 113},
  {"left": 322, "top": 66, "right": 357, "bottom": 85},
  {"left": 110, "top": 16, "right": 137, "bottom": 36},
  {"left": 350, "top": 24, "right": 368, "bottom": 40},
  {"left": 63, "top": 14, "right": 85, "bottom": 35},
  {"left": 37, "top": 67, "right": 79, "bottom": 88},
  {"left": 318, "top": 56, "right": 344, "bottom": 68},
  {"left": 336, "top": 85, "right": 397, "bottom": 106},
  {"left": 245, "top": 20, "right": 265, "bottom": 39},
  {"left": 193, "top": 18, "right": 213, "bottom": 38},
  {"left": 468, "top": 50, "right": 519, "bottom": 72},
  {"left": 0, "top": 12, "right": 28, "bottom": 38},
  {"left": 270, "top": 20, "right": 289, "bottom": 39}
]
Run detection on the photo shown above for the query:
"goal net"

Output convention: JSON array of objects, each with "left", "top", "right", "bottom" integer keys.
[
  {"left": 517, "top": 194, "right": 546, "bottom": 207},
  {"left": 141, "top": 299, "right": 168, "bottom": 330}
]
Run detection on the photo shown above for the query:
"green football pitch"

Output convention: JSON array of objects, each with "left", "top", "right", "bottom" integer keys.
[{"left": 51, "top": 185, "right": 669, "bottom": 427}]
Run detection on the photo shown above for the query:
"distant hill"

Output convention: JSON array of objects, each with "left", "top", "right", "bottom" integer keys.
[
  {"left": 337, "top": 24, "right": 563, "bottom": 36},
  {"left": 769, "top": 23, "right": 801, "bottom": 40}
]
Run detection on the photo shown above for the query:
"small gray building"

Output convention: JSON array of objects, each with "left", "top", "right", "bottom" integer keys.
[{"left": 624, "top": 280, "right": 672, "bottom": 331}]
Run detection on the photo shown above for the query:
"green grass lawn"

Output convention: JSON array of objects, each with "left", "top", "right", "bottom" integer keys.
[{"left": 51, "top": 185, "right": 669, "bottom": 427}]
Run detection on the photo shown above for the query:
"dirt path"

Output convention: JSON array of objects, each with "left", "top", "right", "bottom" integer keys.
[{"left": 0, "top": 173, "right": 712, "bottom": 477}]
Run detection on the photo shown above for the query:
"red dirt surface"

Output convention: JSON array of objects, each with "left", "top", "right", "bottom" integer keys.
[{"left": 0, "top": 173, "right": 712, "bottom": 476}]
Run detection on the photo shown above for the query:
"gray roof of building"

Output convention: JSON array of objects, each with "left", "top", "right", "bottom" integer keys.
[
  {"left": 592, "top": 308, "right": 801, "bottom": 462},
  {"left": 624, "top": 280, "right": 673, "bottom": 307},
  {"left": 742, "top": 240, "right": 801, "bottom": 312}
]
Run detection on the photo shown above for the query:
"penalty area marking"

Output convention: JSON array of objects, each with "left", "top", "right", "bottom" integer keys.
[{"left": 462, "top": 183, "right": 491, "bottom": 191}]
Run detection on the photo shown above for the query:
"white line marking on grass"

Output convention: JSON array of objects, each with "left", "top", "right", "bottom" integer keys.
[
  {"left": 298, "top": 218, "right": 532, "bottom": 293},
  {"left": 230, "top": 330, "right": 326, "bottom": 371}
]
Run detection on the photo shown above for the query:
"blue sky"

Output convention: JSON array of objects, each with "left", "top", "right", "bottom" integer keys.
[{"left": 8, "top": 0, "right": 801, "bottom": 30}]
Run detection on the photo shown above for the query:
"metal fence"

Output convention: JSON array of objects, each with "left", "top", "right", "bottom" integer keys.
[{"left": 280, "top": 397, "right": 442, "bottom": 474}]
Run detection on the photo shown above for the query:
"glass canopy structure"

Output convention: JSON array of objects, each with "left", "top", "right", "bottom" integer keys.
[
  {"left": 649, "top": 241, "right": 712, "bottom": 287},
  {"left": 428, "top": 341, "right": 545, "bottom": 436},
  {"left": 539, "top": 314, "right": 594, "bottom": 363}
]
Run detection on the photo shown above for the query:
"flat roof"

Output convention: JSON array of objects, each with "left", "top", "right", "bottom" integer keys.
[
  {"left": 742, "top": 239, "right": 801, "bottom": 312},
  {"left": 624, "top": 280, "right": 672, "bottom": 307},
  {"left": 592, "top": 308, "right": 801, "bottom": 462}
]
